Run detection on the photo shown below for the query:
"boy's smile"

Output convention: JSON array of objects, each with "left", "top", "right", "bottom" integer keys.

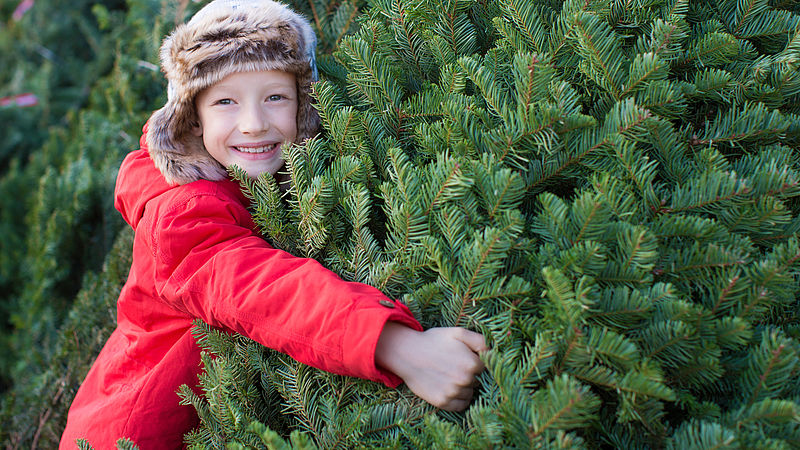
[{"left": 193, "top": 69, "right": 298, "bottom": 178}]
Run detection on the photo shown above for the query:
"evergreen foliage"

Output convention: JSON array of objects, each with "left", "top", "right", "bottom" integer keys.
[
  {"left": 0, "top": 0, "right": 172, "bottom": 387},
  {"left": 183, "top": 0, "right": 800, "bottom": 447},
  {"left": 0, "top": 0, "right": 125, "bottom": 167},
  {"left": 0, "top": 0, "right": 187, "bottom": 441},
  {"left": 1, "top": 0, "right": 800, "bottom": 447},
  {"left": 0, "top": 227, "right": 132, "bottom": 448}
]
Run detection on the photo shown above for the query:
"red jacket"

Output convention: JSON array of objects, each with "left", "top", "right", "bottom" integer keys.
[{"left": 60, "top": 128, "right": 421, "bottom": 449}]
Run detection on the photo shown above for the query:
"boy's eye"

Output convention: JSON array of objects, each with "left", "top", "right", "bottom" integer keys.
[
  {"left": 215, "top": 98, "right": 233, "bottom": 105},
  {"left": 268, "top": 95, "right": 283, "bottom": 102}
]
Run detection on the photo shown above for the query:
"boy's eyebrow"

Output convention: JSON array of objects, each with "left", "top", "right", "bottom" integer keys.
[{"left": 212, "top": 81, "right": 296, "bottom": 91}]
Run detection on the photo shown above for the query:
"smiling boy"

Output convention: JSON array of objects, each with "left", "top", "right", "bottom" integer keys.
[{"left": 192, "top": 70, "right": 297, "bottom": 179}]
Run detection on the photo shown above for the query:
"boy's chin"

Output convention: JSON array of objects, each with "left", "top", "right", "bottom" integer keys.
[
  {"left": 245, "top": 164, "right": 290, "bottom": 185},
  {"left": 243, "top": 160, "right": 286, "bottom": 179}
]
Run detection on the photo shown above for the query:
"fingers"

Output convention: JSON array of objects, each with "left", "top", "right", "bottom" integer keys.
[
  {"left": 397, "top": 327, "right": 490, "bottom": 412},
  {"left": 440, "top": 397, "right": 472, "bottom": 412},
  {"left": 453, "top": 328, "right": 489, "bottom": 354},
  {"left": 432, "top": 386, "right": 474, "bottom": 412},
  {"left": 443, "top": 329, "right": 487, "bottom": 411}
]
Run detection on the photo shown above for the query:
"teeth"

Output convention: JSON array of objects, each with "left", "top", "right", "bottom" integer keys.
[{"left": 235, "top": 144, "right": 277, "bottom": 153}]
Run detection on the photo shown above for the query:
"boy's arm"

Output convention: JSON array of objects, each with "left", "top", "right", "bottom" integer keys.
[
  {"left": 147, "top": 186, "right": 422, "bottom": 387},
  {"left": 375, "top": 323, "right": 487, "bottom": 411}
]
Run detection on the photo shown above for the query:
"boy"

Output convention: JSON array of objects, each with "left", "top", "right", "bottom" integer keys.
[{"left": 60, "top": 0, "right": 487, "bottom": 448}]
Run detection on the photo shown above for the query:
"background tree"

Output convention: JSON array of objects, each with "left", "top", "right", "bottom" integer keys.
[{"left": 0, "top": 0, "right": 172, "bottom": 445}]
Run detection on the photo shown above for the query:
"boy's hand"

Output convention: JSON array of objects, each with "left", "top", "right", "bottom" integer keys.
[{"left": 375, "top": 322, "right": 488, "bottom": 411}]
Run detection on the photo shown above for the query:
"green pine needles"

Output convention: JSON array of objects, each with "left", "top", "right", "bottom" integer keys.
[{"left": 183, "top": 0, "right": 800, "bottom": 448}]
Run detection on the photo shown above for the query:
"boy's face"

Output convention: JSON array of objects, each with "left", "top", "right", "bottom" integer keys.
[{"left": 193, "top": 70, "right": 298, "bottom": 179}]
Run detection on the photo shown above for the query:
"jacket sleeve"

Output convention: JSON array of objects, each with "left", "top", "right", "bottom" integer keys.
[{"left": 143, "top": 182, "right": 422, "bottom": 387}]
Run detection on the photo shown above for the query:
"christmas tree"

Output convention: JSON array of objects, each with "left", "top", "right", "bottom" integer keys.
[{"left": 178, "top": 0, "right": 800, "bottom": 448}]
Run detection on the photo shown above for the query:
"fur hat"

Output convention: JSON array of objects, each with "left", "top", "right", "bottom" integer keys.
[{"left": 146, "top": 0, "right": 320, "bottom": 185}]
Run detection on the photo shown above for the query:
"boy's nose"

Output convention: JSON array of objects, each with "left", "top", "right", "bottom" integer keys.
[{"left": 239, "top": 105, "right": 270, "bottom": 134}]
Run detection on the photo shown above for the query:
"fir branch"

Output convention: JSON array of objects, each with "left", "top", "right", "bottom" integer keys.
[
  {"left": 660, "top": 177, "right": 752, "bottom": 215},
  {"left": 713, "top": 316, "right": 751, "bottom": 350},
  {"left": 339, "top": 35, "right": 404, "bottom": 110},
  {"left": 455, "top": 224, "right": 515, "bottom": 324},
  {"left": 458, "top": 55, "right": 508, "bottom": 119},
  {"left": 431, "top": 0, "right": 479, "bottom": 60},
  {"left": 570, "top": 11, "right": 626, "bottom": 99},
  {"left": 617, "top": 367, "right": 676, "bottom": 402},
  {"left": 640, "top": 320, "right": 696, "bottom": 366},
  {"left": 634, "top": 81, "right": 687, "bottom": 117},
  {"left": 527, "top": 374, "right": 600, "bottom": 440},
  {"left": 667, "top": 335, "right": 724, "bottom": 385},
  {"left": 607, "top": 139, "right": 657, "bottom": 201},
  {"left": 554, "top": 327, "right": 584, "bottom": 376},
  {"left": 640, "top": 18, "right": 683, "bottom": 62},
  {"left": 517, "top": 53, "right": 540, "bottom": 111},
  {"left": 743, "top": 334, "right": 796, "bottom": 407},
  {"left": 332, "top": 108, "right": 363, "bottom": 155},
  {"left": 423, "top": 160, "right": 461, "bottom": 216},
  {"left": 621, "top": 52, "right": 669, "bottom": 98},
  {"left": 731, "top": 0, "right": 767, "bottom": 37},
  {"left": 383, "top": 147, "right": 428, "bottom": 256},
  {"left": 500, "top": 0, "right": 547, "bottom": 54},
  {"left": 618, "top": 226, "right": 658, "bottom": 273},
  {"left": 528, "top": 103, "right": 652, "bottom": 192},
  {"left": 387, "top": 0, "right": 431, "bottom": 81},
  {"left": 518, "top": 335, "right": 560, "bottom": 385},
  {"left": 738, "top": 287, "right": 770, "bottom": 319},
  {"left": 664, "top": 258, "right": 746, "bottom": 280},
  {"left": 677, "top": 32, "right": 739, "bottom": 69},
  {"left": 332, "top": 2, "right": 361, "bottom": 47},
  {"left": 709, "top": 274, "right": 745, "bottom": 317},
  {"left": 666, "top": 420, "right": 738, "bottom": 450},
  {"left": 587, "top": 327, "right": 640, "bottom": 371},
  {"left": 549, "top": 0, "right": 597, "bottom": 59},
  {"left": 434, "top": 1, "right": 465, "bottom": 58},
  {"left": 532, "top": 193, "right": 572, "bottom": 248},
  {"left": 588, "top": 303, "right": 651, "bottom": 328},
  {"left": 727, "top": 398, "right": 800, "bottom": 429},
  {"left": 571, "top": 200, "right": 603, "bottom": 246}
]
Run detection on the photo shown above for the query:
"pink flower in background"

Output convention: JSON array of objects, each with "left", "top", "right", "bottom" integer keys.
[
  {"left": 0, "top": 93, "right": 39, "bottom": 108},
  {"left": 12, "top": 0, "right": 35, "bottom": 21},
  {"left": 14, "top": 92, "right": 38, "bottom": 107}
]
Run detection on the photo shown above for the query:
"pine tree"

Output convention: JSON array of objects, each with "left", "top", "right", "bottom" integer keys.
[{"left": 182, "top": 0, "right": 800, "bottom": 448}]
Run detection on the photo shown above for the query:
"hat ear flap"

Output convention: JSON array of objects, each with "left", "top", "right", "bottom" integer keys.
[
  {"left": 305, "top": 30, "right": 318, "bottom": 82},
  {"left": 191, "top": 119, "right": 203, "bottom": 137},
  {"left": 296, "top": 90, "right": 320, "bottom": 142},
  {"left": 146, "top": 102, "right": 227, "bottom": 185}
]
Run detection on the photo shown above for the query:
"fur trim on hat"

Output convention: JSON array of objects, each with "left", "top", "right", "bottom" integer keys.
[{"left": 147, "top": 0, "right": 320, "bottom": 185}]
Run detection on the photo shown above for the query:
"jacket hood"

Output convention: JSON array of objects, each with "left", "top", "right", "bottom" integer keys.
[
  {"left": 116, "top": 124, "right": 248, "bottom": 229},
  {"left": 115, "top": 126, "right": 176, "bottom": 229}
]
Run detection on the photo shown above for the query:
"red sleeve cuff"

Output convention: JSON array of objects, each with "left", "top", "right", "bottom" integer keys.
[{"left": 341, "top": 297, "right": 422, "bottom": 387}]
